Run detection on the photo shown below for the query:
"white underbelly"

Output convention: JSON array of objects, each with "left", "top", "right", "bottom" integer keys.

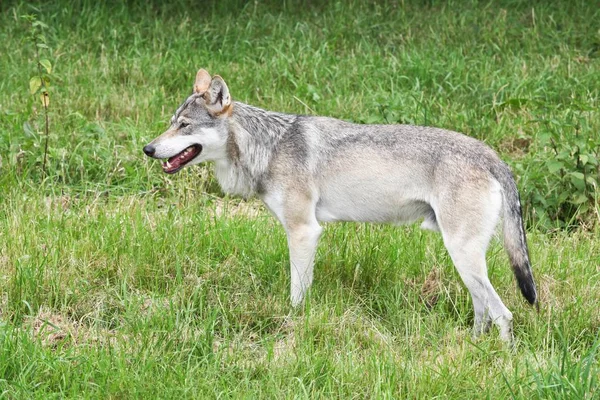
[{"left": 315, "top": 188, "right": 432, "bottom": 224}]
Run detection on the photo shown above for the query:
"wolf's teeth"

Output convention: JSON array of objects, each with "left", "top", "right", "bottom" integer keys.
[
  {"left": 166, "top": 161, "right": 172, "bottom": 168},
  {"left": 180, "top": 155, "right": 185, "bottom": 159}
]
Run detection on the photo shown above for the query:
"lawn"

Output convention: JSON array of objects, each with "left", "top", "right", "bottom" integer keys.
[{"left": 0, "top": 0, "right": 599, "bottom": 398}]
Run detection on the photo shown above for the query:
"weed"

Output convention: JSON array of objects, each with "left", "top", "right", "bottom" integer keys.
[{"left": 21, "top": 12, "right": 55, "bottom": 177}]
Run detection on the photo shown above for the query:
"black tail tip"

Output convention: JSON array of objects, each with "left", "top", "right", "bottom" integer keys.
[
  {"left": 520, "top": 281, "right": 537, "bottom": 305},
  {"left": 514, "top": 268, "right": 537, "bottom": 305}
]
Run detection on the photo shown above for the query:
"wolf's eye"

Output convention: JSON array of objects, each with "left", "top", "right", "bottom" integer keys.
[{"left": 180, "top": 121, "right": 190, "bottom": 128}]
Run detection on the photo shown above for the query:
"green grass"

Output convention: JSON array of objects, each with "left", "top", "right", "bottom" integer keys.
[{"left": 1, "top": 0, "right": 599, "bottom": 398}]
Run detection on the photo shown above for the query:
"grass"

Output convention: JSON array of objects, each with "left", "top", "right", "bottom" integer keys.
[{"left": 1, "top": 0, "right": 599, "bottom": 398}]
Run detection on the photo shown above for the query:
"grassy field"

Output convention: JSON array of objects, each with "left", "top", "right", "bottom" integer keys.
[{"left": 1, "top": 0, "right": 599, "bottom": 398}]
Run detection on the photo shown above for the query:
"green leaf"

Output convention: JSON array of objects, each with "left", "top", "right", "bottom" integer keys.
[
  {"left": 569, "top": 171, "right": 585, "bottom": 180},
  {"left": 23, "top": 121, "right": 35, "bottom": 137},
  {"left": 575, "top": 138, "right": 587, "bottom": 149},
  {"left": 36, "top": 43, "right": 49, "bottom": 49},
  {"left": 558, "top": 191, "right": 570, "bottom": 204},
  {"left": 39, "top": 59, "right": 52, "bottom": 74},
  {"left": 534, "top": 194, "right": 548, "bottom": 207},
  {"left": 29, "top": 76, "right": 41, "bottom": 94},
  {"left": 557, "top": 150, "right": 571, "bottom": 160},
  {"left": 546, "top": 160, "right": 564, "bottom": 173},
  {"left": 32, "top": 21, "right": 48, "bottom": 28},
  {"left": 538, "top": 131, "right": 552, "bottom": 143},
  {"left": 569, "top": 172, "right": 586, "bottom": 191},
  {"left": 362, "top": 115, "right": 383, "bottom": 124},
  {"left": 571, "top": 193, "right": 589, "bottom": 205}
]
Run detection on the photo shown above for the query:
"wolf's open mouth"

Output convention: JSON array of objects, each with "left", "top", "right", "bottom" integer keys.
[{"left": 162, "top": 144, "right": 202, "bottom": 174}]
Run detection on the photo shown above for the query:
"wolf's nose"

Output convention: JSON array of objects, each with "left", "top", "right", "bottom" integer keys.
[{"left": 143, "top": 144, "right": 156, "bottom": 157}]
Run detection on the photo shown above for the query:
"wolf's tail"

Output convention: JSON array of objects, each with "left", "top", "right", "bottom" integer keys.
[{"left": 493, "top": 162, "right": 537, "bottom": 305}]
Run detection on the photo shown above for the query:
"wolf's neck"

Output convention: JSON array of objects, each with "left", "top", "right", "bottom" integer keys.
[
  {"left": 215, "top": 102, "right": 296, "bottom": 198},
  {"left": 231, "top": 102, "right": 296, "bottom": 140}
]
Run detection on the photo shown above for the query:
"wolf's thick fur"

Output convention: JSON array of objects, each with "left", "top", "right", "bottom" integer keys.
[{"left": 143, "top": 69, "right": 537, "bottom": 342}]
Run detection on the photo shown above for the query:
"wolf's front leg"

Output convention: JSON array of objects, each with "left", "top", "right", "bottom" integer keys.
[{"left": 286, "top": 222, "right": 323, "bottom": 307}]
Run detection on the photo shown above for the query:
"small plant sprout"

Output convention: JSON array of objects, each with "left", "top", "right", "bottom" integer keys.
[{"left": 23, "top": 13, "right": 53, "bottom": 177}]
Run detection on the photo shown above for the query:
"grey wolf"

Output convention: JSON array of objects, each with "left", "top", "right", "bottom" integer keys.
[{"left": 143, "top": 69, "right": 537, "bottom": 342}]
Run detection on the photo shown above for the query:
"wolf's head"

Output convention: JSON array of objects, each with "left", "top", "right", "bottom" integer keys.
[{"left": 143, "top": 69, "right": 232, "bottom": 174}]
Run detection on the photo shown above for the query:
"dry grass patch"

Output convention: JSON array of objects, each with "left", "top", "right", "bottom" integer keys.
[
  {"left": 24, "top": 306, "right": 119, "bottom": 349},
  {"left": 210, "top": 198, "right": 268, "bottom": 219}
]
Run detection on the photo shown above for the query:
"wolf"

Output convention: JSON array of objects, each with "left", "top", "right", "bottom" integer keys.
[{"left": 143, "top": 69, "right": 537, "bottom": 342}]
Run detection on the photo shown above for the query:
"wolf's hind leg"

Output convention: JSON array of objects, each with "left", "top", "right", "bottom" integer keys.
[
  {"left": 436, "top": 178, "right": 514, "bottom": 343},
  {"left": 444, "top": 244, "right": 509, "bottom": 339}
]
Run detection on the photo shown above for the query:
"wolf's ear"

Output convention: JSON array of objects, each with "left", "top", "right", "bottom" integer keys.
[
  {"left": 193, "top": 69, "right": 211, "bottom": 95},
  {"left": 204, "top": 75, "right": 231, "bottom": 115}
]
